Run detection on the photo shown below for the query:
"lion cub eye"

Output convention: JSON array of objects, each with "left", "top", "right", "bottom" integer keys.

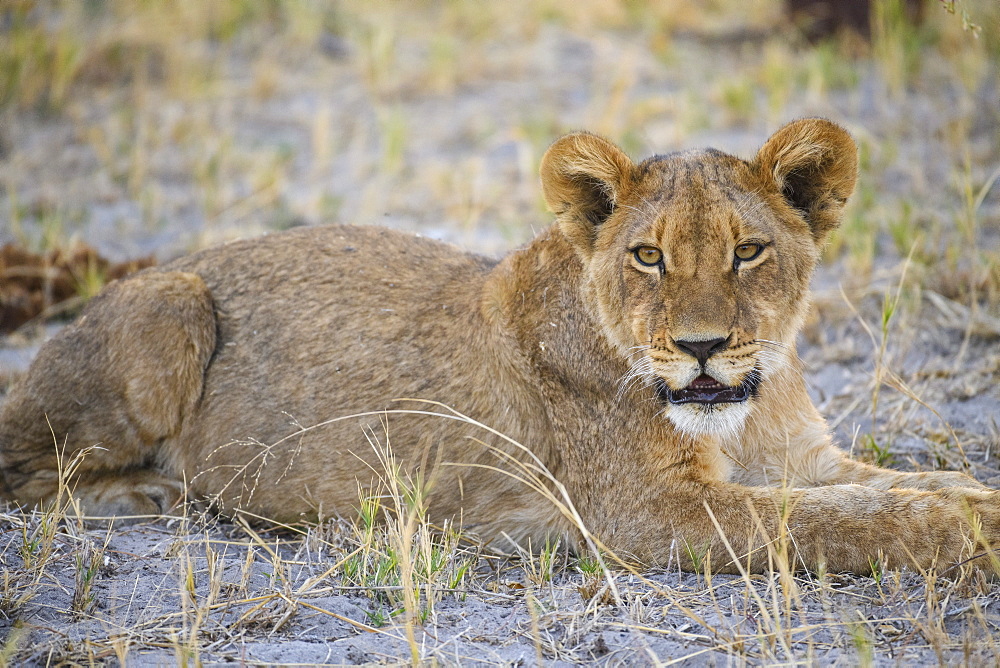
[
  {"left": 734, "top": 243, "right": 763, "bottom": 262},
  {"left": 633, "top": 246, "right": 663, "bottom": 267}
]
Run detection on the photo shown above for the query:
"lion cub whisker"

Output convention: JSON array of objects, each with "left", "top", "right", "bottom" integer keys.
[{"left": 616, "top": 359, "right": 657, "bottom": 403}]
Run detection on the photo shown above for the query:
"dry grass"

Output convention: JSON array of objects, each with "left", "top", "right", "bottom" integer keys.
[
  {"left": 1, "top": 0, "right": 1000, "bottom": 664},
  {"left": 2, "top": 429, "right": 1000, "bottom": 664}
]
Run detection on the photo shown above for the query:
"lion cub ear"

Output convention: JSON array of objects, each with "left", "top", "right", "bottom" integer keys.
[
  {"left": 540, "top": 132, "right": 635, "bottom": 258},
  {"left": 754, "top": 118, "right": 858, "bottom": 244}
]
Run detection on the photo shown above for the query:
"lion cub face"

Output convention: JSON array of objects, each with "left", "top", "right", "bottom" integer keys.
[{"left": 541, "top": 120, "right": 858, "bottom": 438}]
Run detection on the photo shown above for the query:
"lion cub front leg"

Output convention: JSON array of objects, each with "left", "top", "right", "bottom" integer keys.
[
  {"left": 0, "top": 271, "right": 215, "bottom": 519},
  {"left": 600, "top": 482, "right": 1000, "bottom": 574},
  {"left": 793, "top": 443, "right": 991, "bottom": 492}
]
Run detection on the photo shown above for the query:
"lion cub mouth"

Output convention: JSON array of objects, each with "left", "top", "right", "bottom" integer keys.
[{"left": 668, "top": 373, "right": 752, "bottom": 405}]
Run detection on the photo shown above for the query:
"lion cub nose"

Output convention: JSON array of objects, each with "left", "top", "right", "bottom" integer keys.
[{"left": 673, "top": 337, "right": 729, "bottom": 366}]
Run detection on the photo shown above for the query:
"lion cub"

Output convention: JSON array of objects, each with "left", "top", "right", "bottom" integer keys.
[{"left": 2, "top": 119, "right": 997, "bottom": 574}]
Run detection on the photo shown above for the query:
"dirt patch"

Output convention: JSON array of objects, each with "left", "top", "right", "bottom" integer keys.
[{"left": 4, "top": 511, "right": 1000, "bottom": 665}]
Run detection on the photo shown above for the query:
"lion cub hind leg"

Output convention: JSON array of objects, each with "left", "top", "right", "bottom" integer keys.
[{"left": 0, "top": 271, "right": 216, "bottom": 519}]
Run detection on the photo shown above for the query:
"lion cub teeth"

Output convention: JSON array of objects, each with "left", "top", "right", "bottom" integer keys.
[{"left": 669, "top": 374, "right": 749, "bottom": 406}]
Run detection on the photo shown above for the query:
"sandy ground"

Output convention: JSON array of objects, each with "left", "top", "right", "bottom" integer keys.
[
  {"left": 2, "top": 3, "right": 1000, "bottom": 664},
  {"left": 6, "top": 513, "right": 1000, "bottom": 665}
]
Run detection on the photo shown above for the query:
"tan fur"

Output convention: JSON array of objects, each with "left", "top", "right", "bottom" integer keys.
[{"left": 2, "top": 119, "right": 997, "bottom": 573}]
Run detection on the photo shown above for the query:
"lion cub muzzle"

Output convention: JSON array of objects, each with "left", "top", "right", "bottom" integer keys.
[{"left": 665, "top": 335, "right": 761, "bottom": 406}]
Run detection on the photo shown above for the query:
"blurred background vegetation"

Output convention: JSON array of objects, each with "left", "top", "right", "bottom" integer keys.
[{"left": 0, "top": 0, "right": 997, "bottom": 308}]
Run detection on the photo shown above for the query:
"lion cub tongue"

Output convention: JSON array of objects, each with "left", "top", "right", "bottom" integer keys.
[
  {"left": 689, "top": 374, "right": 724, "bottom": 389},
  {"left": 669, "top": 374, "right": 748, "bottom": 405}
]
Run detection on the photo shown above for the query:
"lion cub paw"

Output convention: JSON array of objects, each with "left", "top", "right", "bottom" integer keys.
[
  {"left": 947, "top": 489, "right": 1000, "bottom": 567},
  {"left": 72, "top": 472, "right": 185, "bottom": 523}
]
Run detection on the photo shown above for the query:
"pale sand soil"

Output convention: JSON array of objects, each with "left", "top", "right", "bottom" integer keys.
[
  {"left": 4, "top": 500, "right": 1000, "bottom": 665},
  {"left": 2, "top": 9, "right": 1000, "bottom": 665}
]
